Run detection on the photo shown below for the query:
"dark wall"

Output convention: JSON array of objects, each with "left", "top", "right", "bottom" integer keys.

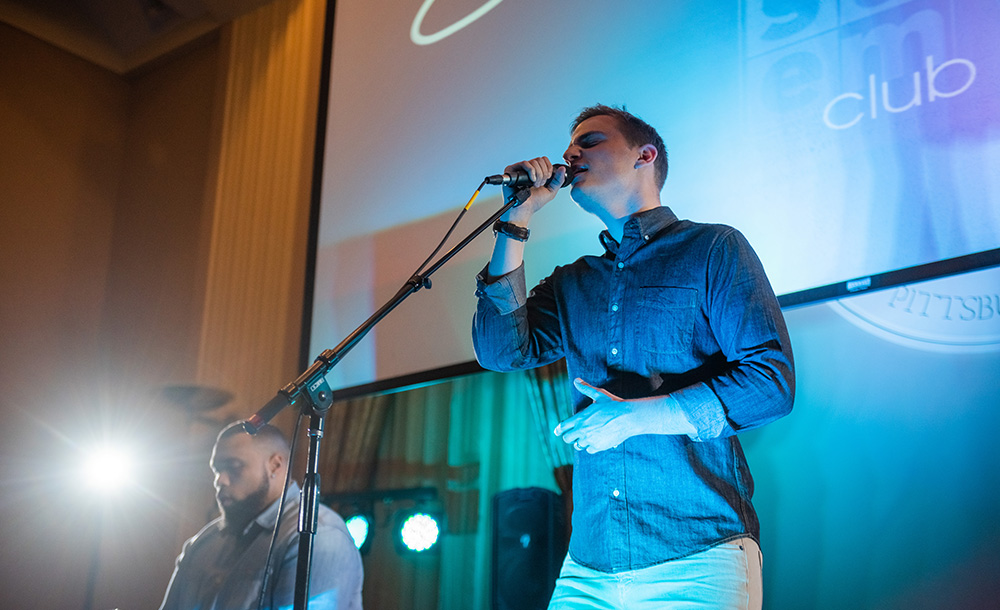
[{"left": 0, "top": 22, "right": 220, "bottom": 610}]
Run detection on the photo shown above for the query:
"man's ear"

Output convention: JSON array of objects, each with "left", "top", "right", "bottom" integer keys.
[
  {"left": 268, "top": 452, "right": 285, "bottom": 477},
  {"left": 635, "top": 144, "right": 657, "bottom": 169}
]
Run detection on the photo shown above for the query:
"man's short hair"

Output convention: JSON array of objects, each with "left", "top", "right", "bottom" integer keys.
[
  {"left": 571, "top": 104, "right": 669, "bottom": 191},
  {"left": 217, "top": 421, "right": 290, "bottom": 458}
]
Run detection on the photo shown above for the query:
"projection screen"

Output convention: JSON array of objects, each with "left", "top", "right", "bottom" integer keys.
[{"left": 308, "top": 0, "right": 1000, "bottom": 394}]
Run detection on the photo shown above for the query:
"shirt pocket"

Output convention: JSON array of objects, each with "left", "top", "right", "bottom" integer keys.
[{"left": 637, "top": 286, "right": 698, "bottom": 355}]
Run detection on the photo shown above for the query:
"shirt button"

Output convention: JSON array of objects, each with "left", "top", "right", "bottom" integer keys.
[
  {"left": 644, "top": 235, "right": 650, "bottom": 241},
  {"left": 612, "top": 489, "right": 620, "bottom": 498},
  {"left": 617, "top": 261, "right": 624, "bottom": 269},
  {"left": 611, "top": 303, "right": 619, "bottom": 312},
  {"left": 611, "top": 347, "right": 618, "bottom": 356}
]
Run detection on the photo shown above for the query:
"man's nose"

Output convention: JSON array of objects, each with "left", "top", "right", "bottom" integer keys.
[
  {"left": 215, "top": 472, "right": 229, "bottom": 488},
  {"left": 563, "top": 145, "right": 579, "bottom": 164}
]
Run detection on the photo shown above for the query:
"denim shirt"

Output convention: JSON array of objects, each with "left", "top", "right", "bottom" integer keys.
[{"left": 473, "top": 206, "right": 794, "bottom": 572}]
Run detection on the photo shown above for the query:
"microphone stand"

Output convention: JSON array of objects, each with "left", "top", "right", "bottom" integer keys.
[{"left": 245, "top": 186, "right": 531, "bottom": 610}]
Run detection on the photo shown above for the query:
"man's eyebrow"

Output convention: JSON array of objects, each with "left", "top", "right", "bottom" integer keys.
[
  {"left": 210, "top": 457, "right": 242, "bottom": 470},
  {"left": 571, "top": 130, "right": 604, "bottom": 146}
]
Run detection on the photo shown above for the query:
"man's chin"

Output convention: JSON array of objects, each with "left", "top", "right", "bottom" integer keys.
[
  {"left": 220, "top": 508, "right": 253, "bottom": 532},
  {"left": 219, "top": 498, "right": 269, "bottom": 531},
  {"left": 218, "top": 501, "right": 247, "bottom": 528}
]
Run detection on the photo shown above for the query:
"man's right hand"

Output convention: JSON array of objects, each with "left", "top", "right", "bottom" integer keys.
[
  {"left": 500, "top": 157, "right": 569, "bottom": 226},
  {"left": 486, "top": 157, "right": 568, "bottom": 280}
]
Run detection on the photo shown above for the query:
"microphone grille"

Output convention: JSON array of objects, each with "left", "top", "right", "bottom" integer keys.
[{"left": 555, "top": 164, "right": 576, "bottom": 188}]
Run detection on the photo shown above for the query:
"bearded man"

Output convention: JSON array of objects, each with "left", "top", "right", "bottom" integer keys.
[{"left": 158, "top": 422, "right": 363, "bottom": 610}]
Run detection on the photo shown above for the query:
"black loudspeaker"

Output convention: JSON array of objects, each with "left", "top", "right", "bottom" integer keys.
[{"left": 491, "top": 487, "right": 568, "bottom": 610}]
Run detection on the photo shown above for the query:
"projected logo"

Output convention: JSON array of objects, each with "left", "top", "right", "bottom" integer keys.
[
  {"left": 830, "top": 266, "right": 1000, "bottom": 353},
  {"left": 739, "top": 0, "right": 997, "bottom": 299},
  {"left": 740, "top": 0, "right": 991, "bottom": 137},
  {"left": 411, "top": 0, "right": 503, "bottom": 45},
  {"left": 823, "top": 55, "right": 976, "bottom": 130}
]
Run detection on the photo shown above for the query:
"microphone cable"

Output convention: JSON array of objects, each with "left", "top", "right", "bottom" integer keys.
[
  {"left": 254, "top": 409, "right": 306, "bottom": 610},
  {"left": 413, "top": 179, "right": 487, "bottom": 276}
]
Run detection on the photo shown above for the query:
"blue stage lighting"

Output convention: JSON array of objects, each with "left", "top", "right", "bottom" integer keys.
[
  {"left": 397, "top": 510, "right": 442, "bottom": 553},
  {"left": 345, "top": 514, "right": 371, "bottom": 551}
]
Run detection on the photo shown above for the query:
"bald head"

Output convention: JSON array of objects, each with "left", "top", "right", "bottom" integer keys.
[
  {"left": 210, "top": 422, "right": 291, "bottom": 529},
  {"left": 217, "top": 422, "right": 290, "bottom": 458}
]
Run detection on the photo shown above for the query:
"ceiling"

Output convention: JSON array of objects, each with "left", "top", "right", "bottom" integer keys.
[{"left": 0, "top": 0, "right": 278, "bottom": 75}]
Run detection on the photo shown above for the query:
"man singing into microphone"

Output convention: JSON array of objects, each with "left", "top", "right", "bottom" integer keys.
[{"left": 472, "top": 105, "right": 794, "bottom": 609}]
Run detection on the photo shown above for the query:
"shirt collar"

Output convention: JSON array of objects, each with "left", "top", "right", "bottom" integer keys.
[{"left": 599, "top": 206, "right": 679, "bottom": 258}]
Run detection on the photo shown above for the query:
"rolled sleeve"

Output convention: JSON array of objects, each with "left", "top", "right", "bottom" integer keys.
[
  {"left": 671, "top": 381, "right": 727, "bottom": 442},
  {"left": 472, "top": 263, "right": 564, "bottom": 372},
  {"left": 475, "top": 264, "right": 528, "bottom": 315}
]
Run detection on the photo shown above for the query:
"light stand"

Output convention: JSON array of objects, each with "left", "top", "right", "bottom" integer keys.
[{"left": 82, "top": 509, "right": 103, "bottom": 610}]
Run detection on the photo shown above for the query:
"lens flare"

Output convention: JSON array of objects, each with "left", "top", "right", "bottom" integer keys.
[{"left": 81, "top": 445, "right": 134, "bottom": 494}]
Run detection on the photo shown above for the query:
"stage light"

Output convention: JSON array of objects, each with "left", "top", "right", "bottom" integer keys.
[
  {"left": 81, "top": 445, "right": 135, "bottom": 495},
  {"left": 395, "top": 509, "right": 443, "bottom": 554},
  {"left": 345, "top": 513, "right": 372, "bottom": 552},
  {"left": 321, "top": 486, "right": 443, "bottom": 556},
  {"left": 77, "top": 442, "right": 138, "bottom": 610}
]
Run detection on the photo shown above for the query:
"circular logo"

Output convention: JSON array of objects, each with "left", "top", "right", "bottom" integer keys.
[{"left": 829, "top": 265, "right": 1000, "bottom": 353}]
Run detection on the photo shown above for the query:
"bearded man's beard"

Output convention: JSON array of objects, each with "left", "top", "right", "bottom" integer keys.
[{"left": 219, "top": 469, "right": 271, "bottom": 532}]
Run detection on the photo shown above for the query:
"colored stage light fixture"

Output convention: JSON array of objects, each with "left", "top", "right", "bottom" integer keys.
[
  {"left": 345, "top": 513, "right": 372, "bottom": 551},
  {"left": 396, "top": 509, "right": 443, "bottom": 554},
  {"left": 322, "top": 487, "right": 442, "bottom": 556}
]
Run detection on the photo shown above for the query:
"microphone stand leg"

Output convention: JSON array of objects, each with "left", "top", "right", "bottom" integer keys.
[{"left": 293, "top": 414, "right": 324, "bottom": 610}]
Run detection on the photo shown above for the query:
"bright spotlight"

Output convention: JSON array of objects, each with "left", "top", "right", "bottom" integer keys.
[
  {"left": 81, "top": 445, "right": 134, "bottom": 494},
  {"left": 397, "top": 511, "right": 442, "bottom": 553},
  {"left": 345, "top": 514, "right": 371, "bottom": 551}
]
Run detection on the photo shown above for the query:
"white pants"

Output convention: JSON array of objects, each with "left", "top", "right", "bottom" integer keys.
[{"left": 548, "top": 537, "right": 763, "bottom": 610}]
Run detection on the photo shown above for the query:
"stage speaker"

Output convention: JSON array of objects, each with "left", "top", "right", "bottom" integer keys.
[{"left": 491, "top": 487, "right": 568, "bottom": 610}]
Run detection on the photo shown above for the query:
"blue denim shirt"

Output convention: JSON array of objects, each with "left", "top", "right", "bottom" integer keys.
[{"left": 473, "top": 206, "right": 794, "bottom": 572}]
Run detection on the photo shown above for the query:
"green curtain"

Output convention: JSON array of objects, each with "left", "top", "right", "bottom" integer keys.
[
  {"left": 523, "top": 360, "right": 575, "bottom": 494},
  {"left": 322, "top": 368, "right": 563, "bottom": 610},
  {"left": 319, "top": 393, "right": 391, "bottom": 492}
]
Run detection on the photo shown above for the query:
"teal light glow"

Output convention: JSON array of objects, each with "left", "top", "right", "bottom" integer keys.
[
  {"left": 398, "top": 512, "right": 440, "bottom": 552},
  {"left": 345, "top": 514, "right": 370, "bottom": 550}
]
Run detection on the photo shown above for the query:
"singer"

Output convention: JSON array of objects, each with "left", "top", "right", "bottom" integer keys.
[{"left": 472, "top": 105, "right": 795, "bottom": 609}]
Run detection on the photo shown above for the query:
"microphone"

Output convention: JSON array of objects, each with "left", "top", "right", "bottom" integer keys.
[
  {"left": 485, "top": 164, "right": 575, "bottom": 189},
  {"left": 242, "top": 393, "right": 292, "bottom": 435}
]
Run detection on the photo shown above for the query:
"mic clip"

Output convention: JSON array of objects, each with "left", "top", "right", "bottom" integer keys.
[{"left": 511, "top": 187, "right": 531, "bottom": 207}]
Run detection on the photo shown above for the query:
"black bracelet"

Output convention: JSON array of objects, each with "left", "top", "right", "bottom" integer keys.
[{"left": 493, "top": 220, "right": 530, "bottom": 242}]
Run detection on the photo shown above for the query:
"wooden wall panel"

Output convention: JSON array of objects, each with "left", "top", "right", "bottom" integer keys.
[{"left": 196, "top": 0, "right": 326, "bottom": 422}]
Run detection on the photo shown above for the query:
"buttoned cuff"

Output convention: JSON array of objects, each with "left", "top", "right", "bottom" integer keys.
[
  {"left": 475, "top": 263, "right": 527, "bottom": 315},
  {"left": 672, "top": 382, "right": 726, "bottom": 441}
]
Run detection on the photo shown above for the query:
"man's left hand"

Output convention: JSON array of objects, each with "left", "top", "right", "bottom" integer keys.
[
  {"left": 553, "top": 379, "right": 638, "bottom": 454},
  {"left": 554, "top": 378, "right": 699, "bottom": 452}
]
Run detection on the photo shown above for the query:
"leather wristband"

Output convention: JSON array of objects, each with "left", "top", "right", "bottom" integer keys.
[{"left": 493, "top": 220, "right": 530, "bottom": 242}]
